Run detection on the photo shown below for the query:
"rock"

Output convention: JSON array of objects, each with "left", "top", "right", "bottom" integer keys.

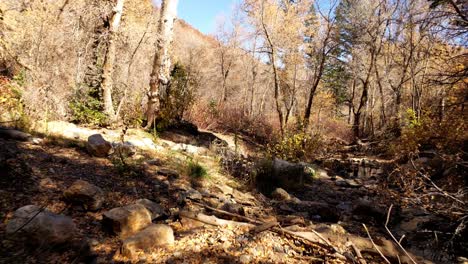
[
  {"left": 120, "top": 224, "right": 174, "bottom": 259},
  {"left": 335, "top": 179, "right": 362, "bottom": 188},
  {"left": 157, "top": 168, "right": 179, "bottom": 178},
  {"left": 87, "top": 134, "right": 112, "bottom": 157},
  {"left": 239, "top": 254, "right": 252, "bottom": 264},
  {"left": 171, "top": 143, "right": 202, "bottom": 154},
  {"left": 63, "top": 180, "right": 104, "bottom": 211},
  {"left": 6, "top": 205, "right": 76, "bottom": 244},
  {"left": 178, "top": 189, "right": 202, "bottom": 204},
  {"left": 102, "top": 204, "right": 152, "bottom": 238},
  {"left": 112, "top": 142, "right": 136, "bottom": 158},
  {"left": 271, "top": 188, "right": 291, "bottom": 201},
  {"left": 294, "top": 201, "right": 340, "bottom": 222},
  {"left": 135, "top": 199, "right": 165, "bottom": 220},
  {"left": 145, "top": 159, "right": 163, "bottom": 166},
  {"left": 352, "top": 199, "right": 396, "bottom": 223},
  {"left": 220, "top": 203, "right": 245, "bottom": 216},
  {"left": 0, "top": 128, "right": 32, "bottom": 141},
  {"left": 213, "top": 185, "right": 234, "bottom": 195},
  {"left": 127, "top": 138, "right": 157, "bottom": 151}
]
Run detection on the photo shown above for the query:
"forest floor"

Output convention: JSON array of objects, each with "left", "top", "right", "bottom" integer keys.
[{"left": 0, "top": 121, "right": 466, "bottom": 264}]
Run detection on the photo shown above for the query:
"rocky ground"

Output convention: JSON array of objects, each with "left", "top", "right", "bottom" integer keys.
[{"left": 0, "top": 122, "right": 466, "bottom": 263}]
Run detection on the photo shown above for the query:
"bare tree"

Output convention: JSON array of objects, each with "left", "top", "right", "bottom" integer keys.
[
  {"left": 303, "top": 1, "right": 338, "bottom": 130},
  {"left": 101, "top": 0, "right": 125, "bottom": 122},
  {"left": 145, "top": 0, "right": 179, "bottom": 128}
]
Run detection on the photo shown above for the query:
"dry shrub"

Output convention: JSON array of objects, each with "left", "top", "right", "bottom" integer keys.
[
  {"left": 0, "top": 75, "right": 30, "bottom": 129},
  {"left": 391, "top": 108, "right": 467, "bottom": 156},
  {"left": 318, "top": 117, "right": 353, "bottom": 143},
  {"left": 186, "top": 101, "right": 274, "bottom": 144}
]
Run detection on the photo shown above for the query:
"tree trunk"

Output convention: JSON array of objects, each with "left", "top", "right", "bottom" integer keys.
[
  {"left": 303, "top": 53, "right": 326, "bottom": 130},
  {"left": 101, "top": 0, "right": 125, "bottom": 122},
  {"left": 145, "top": 0, "right": 178, "bottom": 129},
  {"left": 249, "top": 38, "right": 258, "bottom": 117}
]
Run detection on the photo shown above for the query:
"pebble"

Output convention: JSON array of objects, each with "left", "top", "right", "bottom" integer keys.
[{"left": 239, "top": 255, "right": 252, "bottom": 264}]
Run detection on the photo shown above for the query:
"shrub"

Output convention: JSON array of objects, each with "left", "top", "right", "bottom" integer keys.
[
  {"left": 187, "top": 102, "right": 274, "bottom": 144},
  {"left": 0, "top": 75, "right": 30, "bottom": 129},
  {"left": 391, "top": 108, "right": 467, "bottom": 156},
  {"left": 156, "top": 62, "right": 197, "bottom": 131},
  {"left": 69, "top": 86, "right": 107, "bottom": 126},
  {"left": 267, "top": 130, "right": 323, "bottom": 163},
  {"left": 187, "top": 158, "right": 208, "bottom": 179}
]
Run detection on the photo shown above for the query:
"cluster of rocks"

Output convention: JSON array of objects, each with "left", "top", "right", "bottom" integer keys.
[
  {"left": 6, "top": 179, "right": 174, "bottom": 261},
  {"left": 86, "top": 134, "right": 136, "bottom": 158}
]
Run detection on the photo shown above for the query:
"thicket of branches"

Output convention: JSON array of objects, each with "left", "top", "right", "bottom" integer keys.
[{"left": 0, "top": 0, "right": 466, "bottom": 159}]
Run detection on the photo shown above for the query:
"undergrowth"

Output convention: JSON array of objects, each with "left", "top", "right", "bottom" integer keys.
[{"left": 186, "top": 157, "right": 208, "bottom": 179}]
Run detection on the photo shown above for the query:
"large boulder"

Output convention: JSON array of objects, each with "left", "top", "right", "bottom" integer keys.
[
  {"left": 120, "top": 224, "right": 174, "bottom": 259},
  {"left": 87, "top": 134, "right": 112, "bottom": 157},
  {"left": 102, "top": 204, "right": 152, "bottom": 238},
  {"left": 63, "top": 180, "right": 104, "bottom": 211},
  {"left": 6, "top": 205, "right": 76, "bottom": 244}
]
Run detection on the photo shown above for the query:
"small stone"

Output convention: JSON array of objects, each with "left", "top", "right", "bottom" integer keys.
[
  {"left": 220, "top": 203, "right": 245, "bottom": 216},
  {"left": 271, "top": 188, "right": 291, "bottom": 201},
  {"left": 112, "top": 142, "right": 136, "bottom": 158},
  {"left": 239, "top": 255, "right": 252, "bottom": 264},
  {"left": 158, "top": 168, "right": 179, "bottom": 178},
  {"left": 121, "top": 224, "right": 174, "bottom": 260},
  {"left": 273, "top": 245, "right": 284, "bottom": 253},
  {"left": 102, "top": 204, "right": 152, "bottom": 238},
  {"left": 178, "top": 189, "right": 202, "bottom": 204},
  {"left": 145, "top": 159, "right": 163, "bottom": 166},
  {"left": 64, "top": 180, "right": 104, "bottom": 211},
  {"left": 87, "top": 134, "right": 112, "bottom": 157}
]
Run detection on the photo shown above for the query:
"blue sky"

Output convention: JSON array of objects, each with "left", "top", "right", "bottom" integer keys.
[
  {"left": 169, "top": 0, "right": 334, "bottom": 35},
  {"left": 178, "top": 0, "right": 236, "bottom": 34}
]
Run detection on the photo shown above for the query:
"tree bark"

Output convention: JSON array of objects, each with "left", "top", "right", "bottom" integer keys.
[
  {"left": 101, "top": 0, "right": 125, "bottom": 122},
  {"left": 145, "top": 0, "right": 179, "bottom": 129},
  {"left": 303, "top": 53, "right": 326, "bottom": 130}
]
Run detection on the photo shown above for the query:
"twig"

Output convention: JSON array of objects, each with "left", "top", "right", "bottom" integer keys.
[
  {"left": 252, "top": 220, "right": 279, "bottom": 233},
  {"left": 410, "top": 159, "right": 465, "bottom": 205},
  {"left": 385, "top": 205, "right": 418, "bottom": 264},
  {"left": 362, "top": 224, "right": 391, "bottom": 264},
  {"left": 292, "top": 256, "right": 324, "bottom": 262},
  {"left": 350, "top": 242, "right": 367, "bottom": 264},
  {"left": 9, "top": 207, "right": 45, "bottom": 236},
  {"left": 188, "top": 199, "right": 345, "bottom": 258},
  {"left": 179, "top": 211, "right": 254, "bottom": 228}
]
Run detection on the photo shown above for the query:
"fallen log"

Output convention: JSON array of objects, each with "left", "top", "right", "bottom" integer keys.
[
  {"left": 186, "top": 200, "right": 346, "bottom": 259},
  {"left": 0, "top": 128, "right": 32, "bottom": 141},
  {"left": 179, "top": 211, "right": 254, "bottom": 228}
]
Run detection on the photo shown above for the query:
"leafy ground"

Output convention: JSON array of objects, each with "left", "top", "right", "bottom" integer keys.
[{"left": 0, "top": 123, "right": 466, "bottom": 264}]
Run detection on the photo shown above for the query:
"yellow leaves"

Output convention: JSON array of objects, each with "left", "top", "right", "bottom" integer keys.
[{"left": 244, "top": 0, "right": 309, "bottom": 48}]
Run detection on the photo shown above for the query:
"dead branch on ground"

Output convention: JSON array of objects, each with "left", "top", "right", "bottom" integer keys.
[
  {"left": 385, "top": 205, "right": 418, "bottom": 264},
  {"left": 362, "top": 224, "right": 391, "bottom": 264}
]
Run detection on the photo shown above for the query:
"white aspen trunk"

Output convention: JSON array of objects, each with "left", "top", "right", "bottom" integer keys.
[
  {"left": 101, "top": 0, "right": 125, "bottom": 121},
  {"left": 145, "top": 0, "right": 179, "bottom": 128}
]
